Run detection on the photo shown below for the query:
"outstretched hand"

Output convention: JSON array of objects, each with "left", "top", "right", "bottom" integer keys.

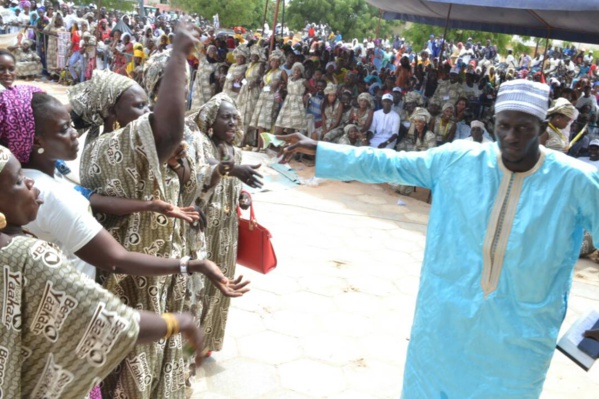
[
  {"left": 201, "top": 260, "right": 251, "bottom": 297},
  {"left": 276, "top": 133, "right": 318, "bottom": 164},
  {"left": 230, "top": 164, "right": 263, "bottom": 189},
  {"left": 151, "top": 200, "right": 200, "bottom": 224}
]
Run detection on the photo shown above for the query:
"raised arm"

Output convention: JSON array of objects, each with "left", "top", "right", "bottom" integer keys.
[{"left": 151, "top": 26, "right": 198, "bottom": 164}]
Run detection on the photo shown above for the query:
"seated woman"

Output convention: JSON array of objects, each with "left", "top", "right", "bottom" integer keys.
[
  {"left": 395, "top": 108, "right": 436, "bottom": 196},
  {"left": 430, "top": 102, "right": 456, "bottom": 146},
  {"left": 0, "top": 144, "right": 204, "bottom": 398},
  {"left": 10, "top": 40, "right": 42, "bottom": 80},
  {"left": 540, "top": 97, "right": 577, "bottom": 153}
]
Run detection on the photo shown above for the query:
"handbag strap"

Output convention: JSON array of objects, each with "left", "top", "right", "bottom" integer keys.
[{"left": 237, "top": 190, "right": 256, "bottom": 221}]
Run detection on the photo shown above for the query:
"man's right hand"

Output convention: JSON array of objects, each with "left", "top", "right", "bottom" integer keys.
[{"left": 276, "top": 133, "right": 317, "bottom": 163}]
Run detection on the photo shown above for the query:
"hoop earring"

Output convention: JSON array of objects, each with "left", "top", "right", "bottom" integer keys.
[
  {"left": 0, "top": 212, "right": 6, "bottom": 230},
  {"left": 37, "top": 147, "right": 45, "bottom": 154}
]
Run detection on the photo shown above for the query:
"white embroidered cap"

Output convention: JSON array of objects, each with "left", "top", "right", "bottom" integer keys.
[{"left": 495, "top": 79, "right": 549, "bottom": 121}]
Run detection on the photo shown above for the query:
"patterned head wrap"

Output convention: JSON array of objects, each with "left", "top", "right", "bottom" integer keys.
[
  {"left": 495, "top": 79, "right": 549, "bottom": 121},
  {"left": 143, "top": 49, "right": 190, "bottom": 102},
  {"left": 0, "top": 145, "right": 10, "bottom": 174},
  {"left": 410, "top": 107, "right": 432, "bottom": 123},
  {"left": 68, "top": 70, "right": 136, "bottom": 128},
  {"left": 291, "top": 62, "right": 304, "bottom": 74},
  {"left": 0, "top": 85, "right": 43, "bottom": 163},
  {"left": 233, "top": 44, "right": 250, "bottom": 60},
  {"left": 133, "top": 42, "right": 145, "bottom": 59},
  {"left": 547, "top": 97, "right": 577, "bottom": 119},
  {"left": 194, "top": 93, "right": 244, "bottom": 144},
  {"left": 357, "top": 92, "right": 373, "bottom": 108},
  {"left": 250, "top": 44, "right": 265, "bottom": 61},
  {"left": 442, "top": 102, "right": 454, "bottom": 112},
  {"left": 326, "top": 61, "right": 336, "bottom": 70},
  {"left": 269, "top": 49, "right": 285, "bottom": 63},
  {"left": 324, "top": 83, "right": 337, "bottom": 95},
  {"left": 404, "top": 91, "right": 422, "bottom": 105},
  {"left": 343, "top": 124, "right": 358, "bottom": 134}
]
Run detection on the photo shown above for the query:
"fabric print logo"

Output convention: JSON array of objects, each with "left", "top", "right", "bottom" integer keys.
[
  {"left": 151, "top": 211, "right": 169, "bottom": 229},
  {"left": 163, "top": 357, "right": 186, "bottom": 397},
  {"left": 29, "top": 240, "right": 61, "bottom": 268},
  {"left": 21, "top": 346, "right": 32, "bottom": 361},
  {"left": 126, "top": 167, "right": 146, "bottom": 193},
  {"left": 30, "top": 353, "right": 74, "bottom": 399},
  {"left": 125, "top": 212, "right": 141, "bottom": 247},
  {"left": 75, "top": 302, "right": 130, "bottom": 367},
  {"left": 0, "top": 346, "right": 9, "bottom": 395},
  {"left": 31, "top": 281, "right": 78, "bottom": 342},
  {"left": 125, "top": 352, "right": 152, "bottom": 392},
  {"left": 2, "top": 265, "right": 23, "bottom": 331},
  {"left": 147, "top": 285, "right": 160, "bottom": 313},
  {"left": 143, "top": 240, "right": 165, "bottom": 256},
  {"left": 105, "top": 179, "right": 127, "bottom": 198},
  {"left": 106, "top": 137, "right": 124, "bottom": 165}
]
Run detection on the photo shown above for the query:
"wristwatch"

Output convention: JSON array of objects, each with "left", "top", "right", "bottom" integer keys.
[{"left": 179, "top": 256, "right": 191, "bottom": 275}]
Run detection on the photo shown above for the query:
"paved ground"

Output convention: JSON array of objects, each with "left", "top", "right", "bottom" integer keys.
[
  {"left": 24, "top": 80, "right": 599, "bottom": 398},
  {"left": 190, "top": 152, "right": 599, "bottom": 399}
]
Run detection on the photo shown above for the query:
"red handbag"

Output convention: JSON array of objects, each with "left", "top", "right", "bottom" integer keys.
[{"left": 237, "top": 192, "right": 277, "bottom": 274}]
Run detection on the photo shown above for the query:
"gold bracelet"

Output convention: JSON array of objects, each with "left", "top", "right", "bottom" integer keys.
[
  {"left": 216, "top": 163, "right": 231, "bottom": 178},
  {"left": 161, "top": 313, "right": 180, "bottom": 339}
]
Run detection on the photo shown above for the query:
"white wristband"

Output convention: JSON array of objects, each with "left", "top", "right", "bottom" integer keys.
[{"left": 179, "top": 256, "right": 191, "bottom": 275}]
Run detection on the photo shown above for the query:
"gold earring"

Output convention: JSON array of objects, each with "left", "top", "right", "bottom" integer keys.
[
  {"left": 37, "top": 147, "right": 45, "bottom": 154},
  {"left": 113, "top": 121, "right": 121, "bottom": 131},
  {"left": 0, "top": 213, "right": 6, "bottom": 229}
]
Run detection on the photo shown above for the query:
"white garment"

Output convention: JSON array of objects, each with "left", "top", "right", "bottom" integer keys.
[
  {"left": 576, "top": 94, "right": 598, "bottom": 112},
  {"left": 63, "top": 13, "right": 77, "bottom": 30},
  {"left": 579, "top": 157, "right": 599, "bottom": 171},
  {"left": 369, "top": 109, "right": 401, "bottom": 148},
  {"left": 505, "top": 54, "right": 517, "bottom": 69},
  {"left": 463, "top": 136, "right": 492, "bottom": 143},
  {"left": 23, "top": 169, "right": 102, "bottom": 279}
]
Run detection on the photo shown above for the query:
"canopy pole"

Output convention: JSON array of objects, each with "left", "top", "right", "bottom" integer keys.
[
  {"left": 439, "top": 4, "right": 453, "bottom": 67},
  {"left": 269, "top": 0, "right": 282, "bottom": 53},
  {"left": 262, "top": 0, "right": 269, "bottom": 36},
  {"left": 541, "top": 29, "right": 551, "bottom": 71},
  {"left": 376, "top": 9, "right": 382, "bottom": 39},
  {"left": 281, "top": 0, "right": 285, "bottom": 38}
]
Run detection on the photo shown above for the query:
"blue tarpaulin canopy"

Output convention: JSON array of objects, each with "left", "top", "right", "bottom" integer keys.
[{"left": 367, "top": 0, "right": 599, "bottom": 44}]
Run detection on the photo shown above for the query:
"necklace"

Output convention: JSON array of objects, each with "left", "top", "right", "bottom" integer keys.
[{"left": 549, "top": 122, "right": 567, "bottom": 143}]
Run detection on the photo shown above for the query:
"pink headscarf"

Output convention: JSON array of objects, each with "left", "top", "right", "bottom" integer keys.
[{"left": 0, "top": 85, "right": 43, "bottom": 163}]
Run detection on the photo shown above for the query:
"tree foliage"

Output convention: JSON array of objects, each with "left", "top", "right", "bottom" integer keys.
[
  {"left": 283, "top": 0, "right": 399, "bottom": 39},
  {"left": 85, "top": 0, "right": 135, "bottom": 12},
  {"left": 170, "top": 0, "right": 278, "bottom": 29},
  {"left": 401, "top": 22, "right": 540, "bottom": 56}
]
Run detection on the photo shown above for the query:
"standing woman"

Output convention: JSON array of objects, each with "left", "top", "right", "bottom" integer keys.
[
  {"left": 222, "top": 44, "right": 249, "bottom": 102},
  {"left": 43, "top": 11, "right": 68, "bottom": 81},
  {"left": 0, "top": 144, "right": 207, "bottom": 399},
  {"left": 249, "top": 49, "right": 287, "bottom": 147},
  {"left": 78, "top": 28, "right": 247, "bottom": 399},
  {"left": 190, "top": 44, "right": 220, "bottom": 110},
  {"left": 195, "top": 93, "right": 263, "bottom": 355},
  {"left": 237, "top": 45, "right": 265, "bottom": 147},
  {"left": 540, "top": 97, "right": 577, "bottom": 153},
  {"left": 274, "top": 62, "right": 307, "bottom": 134}
]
